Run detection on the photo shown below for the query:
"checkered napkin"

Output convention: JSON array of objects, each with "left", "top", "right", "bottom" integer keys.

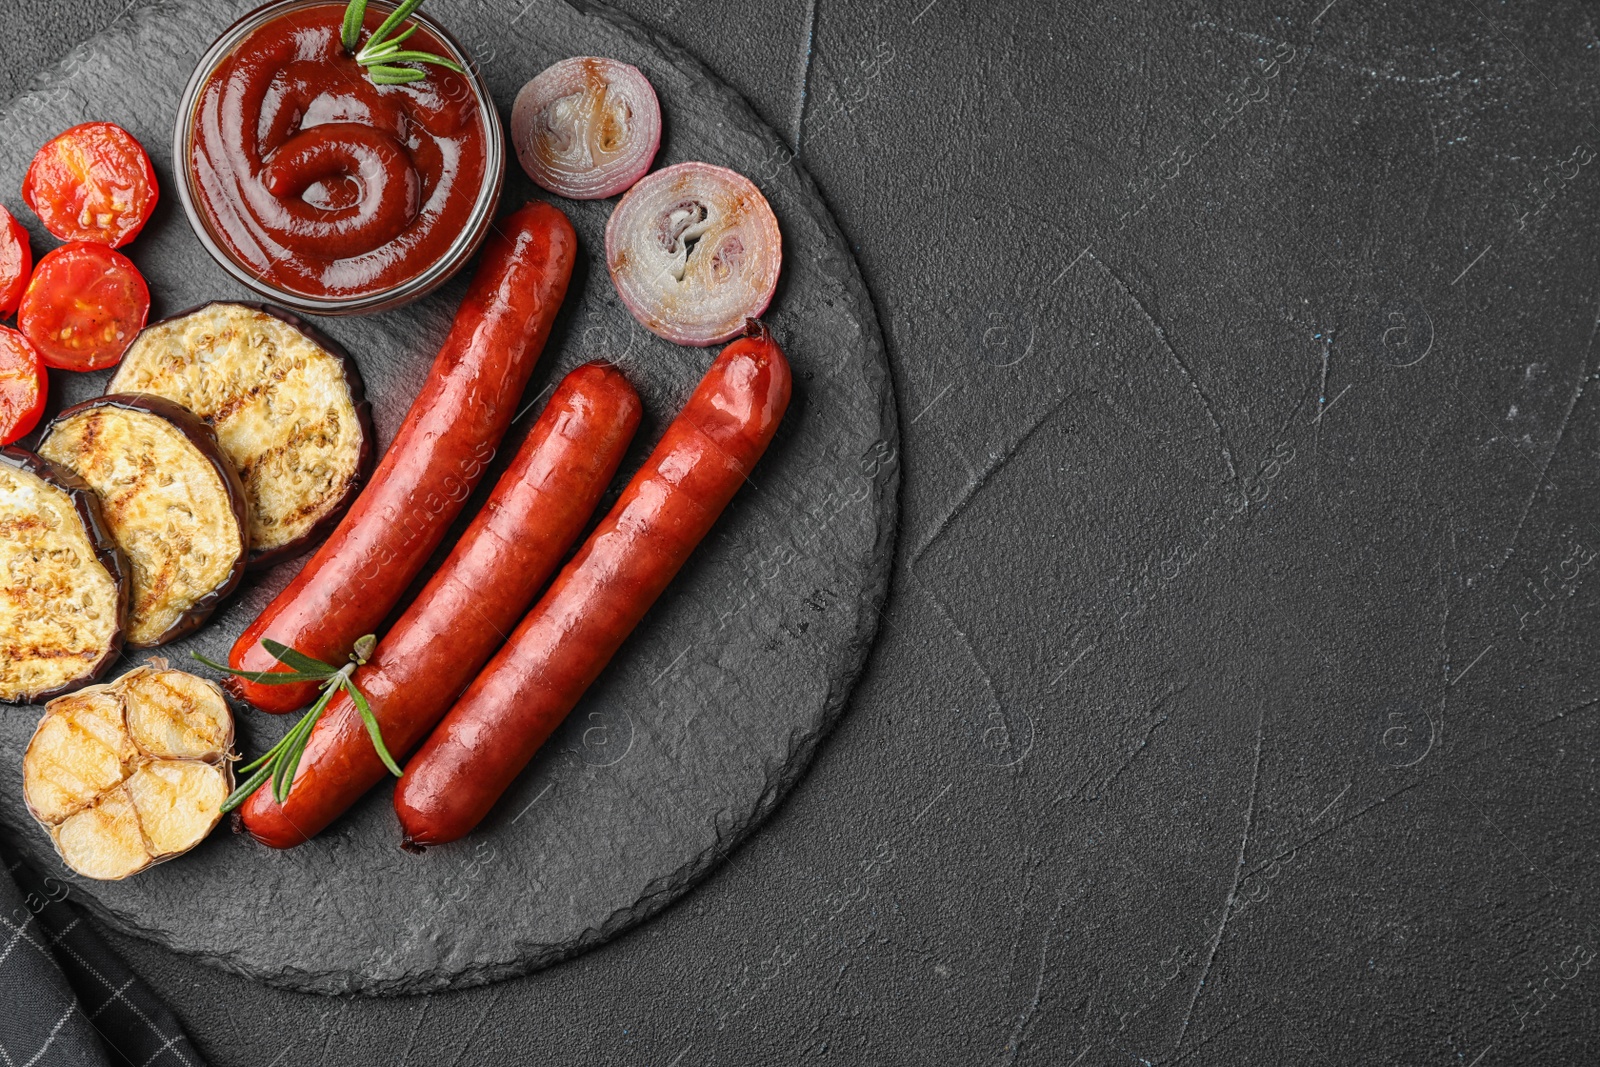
[{"left": 0, "top": 844, "right": 204, "bottom": 1067}]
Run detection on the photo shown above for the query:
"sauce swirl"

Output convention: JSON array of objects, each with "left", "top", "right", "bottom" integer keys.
[{"left": 190, "top": 3, "right": 488, "bottom": 299}]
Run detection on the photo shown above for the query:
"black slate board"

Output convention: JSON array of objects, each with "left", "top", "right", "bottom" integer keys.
[{"left": 0, "top": 0, "right": 896, "bottom": 994}]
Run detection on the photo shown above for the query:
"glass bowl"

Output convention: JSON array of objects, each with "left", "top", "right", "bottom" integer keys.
[{"left": 172, "top": 0, "right": 504, "bottom": 316}]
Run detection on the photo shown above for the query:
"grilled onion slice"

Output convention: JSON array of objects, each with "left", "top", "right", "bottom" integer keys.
[
  {"left": 107, "top": 302, "right": 374, "bottom": 566},
  {"left": 23, "top": 664, "right": 234, "bottom": 880},
  {"left": 512, "top": 57, "right": 661, "bottom": 199},
  {"left": 0, "top": 447, "right": 129, "bottom": 704},
  {"left": 605, "top": 162, "right": 782, "bottom": 346},
  {"left": 39, "top": 395, "right": 248, "bottom": 648}
]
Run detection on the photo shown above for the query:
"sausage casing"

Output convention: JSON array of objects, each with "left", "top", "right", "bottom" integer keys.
[
  {"left": 240, "top": 362, "right": 641, "bottom": 847},
  {"left": 395, "top": 320, "right": 792, "bottom": 845},
  {"left": 226, "top": 201, "right": 577, "bottom": 712}
]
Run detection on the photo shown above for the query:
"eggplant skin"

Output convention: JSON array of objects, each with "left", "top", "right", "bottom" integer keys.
[
  {"left": 0, "top": 448, "right": 130, "bottom": 704},
  {"left": 106, "top": 302, "right": 374, "bottom": 567},
  {"left": 39, "top": 396, "right": 248, "bottom": 649}
]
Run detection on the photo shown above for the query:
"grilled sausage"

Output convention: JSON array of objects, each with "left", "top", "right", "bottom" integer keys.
[
  {"left": 240, "top": 363, "right": 641, "bottom": 847},
  {"left": 226, "top": 201, "right": 577, "bottom": 712},
  {"left": 395, "top": 320, "right": 791, "bottom": 846}
]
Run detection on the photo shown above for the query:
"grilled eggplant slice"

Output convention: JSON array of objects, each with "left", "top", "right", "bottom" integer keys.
[
  {"left": 23, "top": 664, "right": 234, "bottom": 880},
  {"left": 39, "top": 395, "right": 248, "bottom": 648},
  {"left": 106, "top": 302, "right": 374, "bottom": 566},
  {"left": 0, "top": 448, "right": 129, "bottom": 704}
]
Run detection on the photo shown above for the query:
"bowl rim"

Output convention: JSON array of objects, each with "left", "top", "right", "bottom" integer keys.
[{"left": 171, "top": 0, "right": 505, "bottom": 317}]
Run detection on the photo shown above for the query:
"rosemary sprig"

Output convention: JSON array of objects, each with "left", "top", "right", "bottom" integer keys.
[
  {"left": 194, "top": 634, "right": 403, "bottom": 814},
  {"left": 341, "top": 0, "right": 465, "bottom": 86}
]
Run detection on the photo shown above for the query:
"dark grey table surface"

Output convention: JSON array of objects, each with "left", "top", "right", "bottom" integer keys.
[{"left": 6, "top": 0, "right": 1600, "bottom": 1063}]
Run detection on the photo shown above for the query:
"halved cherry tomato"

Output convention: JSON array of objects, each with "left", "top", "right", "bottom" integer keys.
[
  {"left": 22, "top": 122, "right": 159, "bottom": 247},
  {"left": 0, "top": 327, "right": 46, "bottom": 444},
  {"left": 0, "top": 206, "right": 31, "bottom": 316},
  {"left": 18, "top": 243, "right": 150, "bottom": 371}
]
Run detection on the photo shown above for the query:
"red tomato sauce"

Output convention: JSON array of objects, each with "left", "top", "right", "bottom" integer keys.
[{"left": 189, "top": 2, "right": 488, "bottom": 299}]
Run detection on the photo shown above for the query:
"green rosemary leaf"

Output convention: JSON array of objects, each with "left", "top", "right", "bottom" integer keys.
[
  {"left": 369, "top": 0, "right": 425, "bottom": 49},
  {"left": 348, "top": 1, "right": 459, "bottom": 88},
  {"left": 268, "top": 719, "right": 303, "bottom": 803},
  {"left": 342, "top": 676, "right": 403, "bottom": 777},
  {"left": 357, "top": 39, "right": 399, "bottom": 61},
  {"left": 234, "top": 751, "right": 272, "bottom": 777},
  {"left": 188, "top": 652, "right": 329, "bottom": 686},
  {"left": 367, "top": 64, "right": 429, "bottom": 84},
  {"left": 261, "top": 638, "right": 338, "bottom": 675},
  {"left": 384, "top": 23, "right": 420, "bottom": 50},
  {"left": 372, "top": 50, "right": 464, "bottom": 73},
  {"left": 220, "top": 762, "right": 274, "bottom": 814},
  {"left": 271, "top": 690, "right": 331, "bottom": 803},
  {"left": 284, "top": 715, "right": 321, "bottom": 788},
  {"left": 235, "top": 729, "right": 294, "bottom": 776},
  {"left": 341, "top": 0, "right": 367, "bottom": 52},
  {"left": 211, "top": 635, "right": 398, "bottom": 813},
  {"left": 356, "top": 24, "right": 419, "bottom": 63}
]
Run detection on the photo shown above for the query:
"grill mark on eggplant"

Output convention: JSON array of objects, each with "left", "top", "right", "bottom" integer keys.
[
  {"left": 0, "top": 448, "right": 128, "bottom": 704},
  {"left": 247, "top": 413, "right": 358, "bottom": 531},
  {"left": 107, "top": 303, "right": 372, "bottom": 565},
  {"left": 38, "top": 398, "right": 247, "bottom": 649},
  {"left": 205, "top": 362, "right": 291, "bottom": 425},
  {"left": 0, "top": 646, "right": 101, "bottom": 660}
]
